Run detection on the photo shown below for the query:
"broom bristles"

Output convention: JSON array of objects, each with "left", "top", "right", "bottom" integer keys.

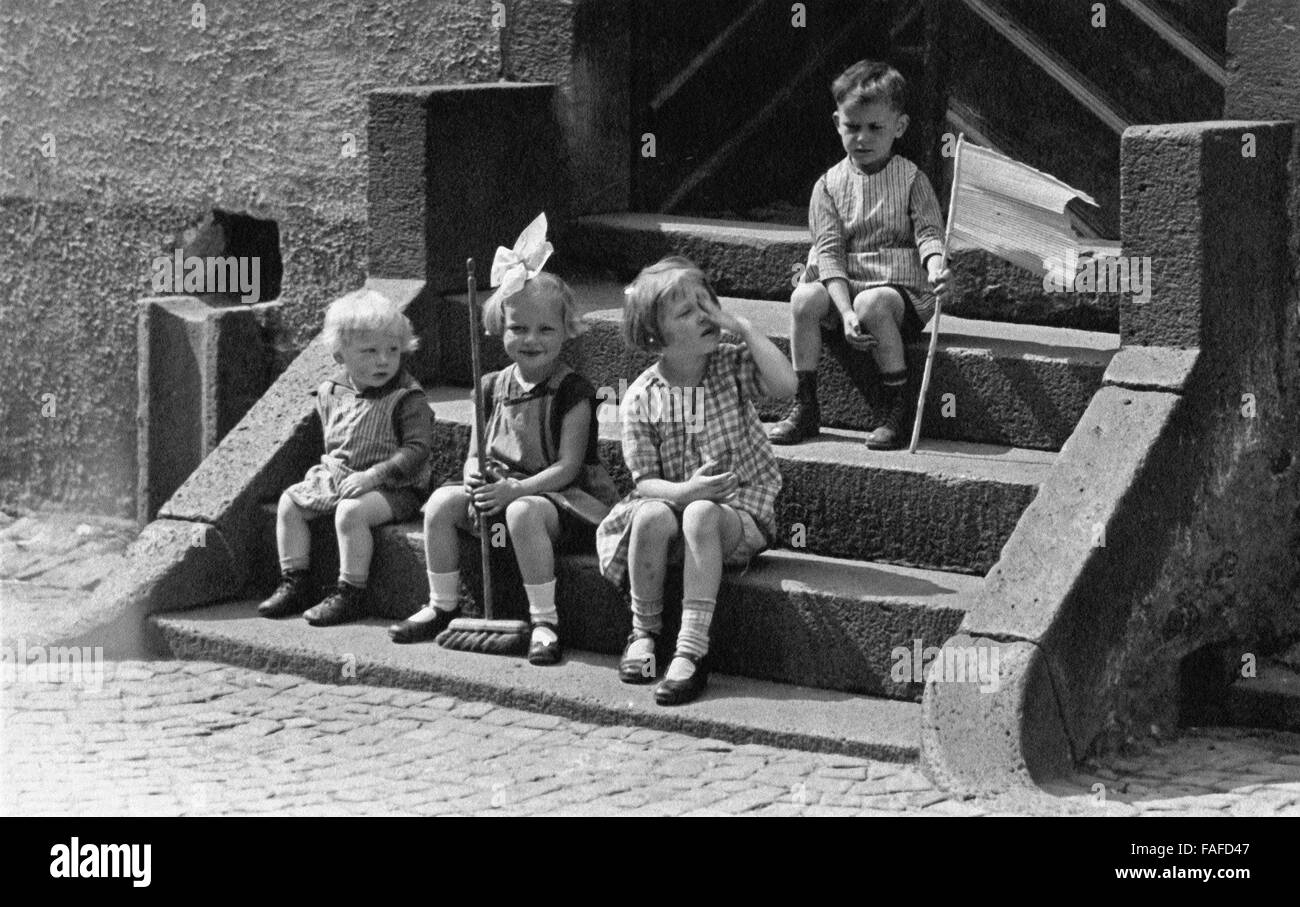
[{"left": 436, "top": 617, "right": 530, "bottom": 655}]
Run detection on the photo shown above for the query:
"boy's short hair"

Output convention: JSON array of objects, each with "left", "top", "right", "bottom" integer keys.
[
  {"left": 322, "top": 288, "right": 419, "bottom": 354},
  {"left": 482, "top": 271, "right": 586, "bottom": 339},
  {"left": 622, "top": 256, "right": 720, "bottom": 354},
  {"left": 832, "top": 59, "right": 908, "bottom": 113}
]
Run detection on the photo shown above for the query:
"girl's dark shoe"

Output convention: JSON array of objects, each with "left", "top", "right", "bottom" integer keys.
[
  {"left": 528, "top": 622, "right": 563, "bottom": 666},
  {"left": 388, "top": 607, "right": 460, "bottom": 643},
  {"left": 654, "top": 653, "right": 710, "bottom": 706},
  {"left": 619, "top": 629, "right": 661, "bottom": 684},
  {"left": 258, "top": 569, "right": 314, "bottom": 618},
  {"left": 304, "top": 582, "right": 370, "bottom": 627}
]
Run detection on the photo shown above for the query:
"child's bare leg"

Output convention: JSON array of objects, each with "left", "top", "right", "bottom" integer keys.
[
  {"left": 505, "top": 496, "right": 561, "bottom": 584},
  {"left": 790, "top": 282, "right": 832, "bottom": 370},
  {"left": 423, "top": 485, "right": 471, "bottom": 574},
  {"left": 627, "top": 501, "right": 679, "bottom": 641},
  {"left": 401, "top": 485, "right": 473, "bottom": 626},
  {"left": 506, "top": 496, "right": 564, "bottom": 654},
  {"left": 260, "top": 491, "right": 320, "bottom": 617},
  {"left": 335, "top": 491, "right": 394, "bottom": 586},
  {"left": 303, "top": 491, "right": 392, "bottom": 626},
  {"left": 671, "top": 500, "right": 744, "bottom": 681},
  {"left": 770, "top": 282, "right": 830, "bottom": 444},
  {"left": 855, "top": 288, "right": 906, "bottom": 375},
  {"left": 276, "top": 491, "right": 313, "bottom": 570},
  {"left": 856, "top": 288, "right": 911, "bottom": 448}
]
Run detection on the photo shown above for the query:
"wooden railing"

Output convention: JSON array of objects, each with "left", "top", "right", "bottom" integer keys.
[
  {"left": 958, "top": 0, "right": 1132, "bottom": 135},
  {"left": 1118, "top": 0, "right": 1227, "bottom": 87}
]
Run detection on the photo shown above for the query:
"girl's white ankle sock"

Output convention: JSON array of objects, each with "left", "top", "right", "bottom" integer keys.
[
  {"left": 406, "top": 570, "right": 460, "bottom": 623},
  {"left": 525, "top": 580, "right": 559, "bottom": 644}
]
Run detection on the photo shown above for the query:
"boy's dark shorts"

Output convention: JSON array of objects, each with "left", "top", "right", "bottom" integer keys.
[{"left": 816, "top": 283, "right": 926, "bottom": 344}]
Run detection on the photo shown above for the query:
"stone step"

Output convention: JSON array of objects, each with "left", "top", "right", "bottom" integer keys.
[
  {"left": 152, "top": 601, "right": 926, "bottom": 762},
  {"left": 423, "top": 388, "right": 1054, "bottom": 575},
  {"left": 553, "top": 212, "right": 1125, "bottom": 329},
  {"left": 440, "top": 281, "right": 1115, "bottom": 450},
  {"left": 556, "top": 213, "right": 808, "bottom": 301},
  {"left": 1217, "top": 662, "right": 1300, "bottom": 734},
  {"left": 247, "top": 503, "right": 980, "bottom": 699}
]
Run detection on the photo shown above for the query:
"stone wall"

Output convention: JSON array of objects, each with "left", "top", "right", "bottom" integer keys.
[{"left": 0, "top": 0, "right": 502, "bottom": 515}]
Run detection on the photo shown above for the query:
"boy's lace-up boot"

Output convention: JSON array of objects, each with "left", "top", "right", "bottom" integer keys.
[
  {"left": 768, "top": 371, "right": 820, "bottom": 444},
  {"left": 864, "top": 383, "right": 912, "bottom": 450}
]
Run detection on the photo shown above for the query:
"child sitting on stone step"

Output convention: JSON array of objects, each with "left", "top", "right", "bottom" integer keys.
[
  {"left": 597, "top": 256, "right": 796, "bottom": 706},
  {"left": 392, "top": 220, "right": 616, "bottom": 666},
  {"left": 259, "top": 288, "right": 434, "bottom": 625},
  {"left": 768, "top": 59, "right": 950, "bottom": 450}
]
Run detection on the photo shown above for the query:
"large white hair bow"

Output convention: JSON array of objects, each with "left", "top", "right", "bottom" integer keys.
[{"left": 489, "top": 213, "right": 553, "bottom": 302}]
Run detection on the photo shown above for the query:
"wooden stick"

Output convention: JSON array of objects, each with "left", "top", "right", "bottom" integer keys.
[
  {"left": 466, "top": 258, "right": 495, "bottom": 619},
  {"left": 910, "top": 133, "right": 964, "bottom": 455}
]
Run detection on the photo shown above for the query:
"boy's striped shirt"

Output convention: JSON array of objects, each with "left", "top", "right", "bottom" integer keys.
[{"left": 808, "top": 154, "right": 945, "bottom": 319}]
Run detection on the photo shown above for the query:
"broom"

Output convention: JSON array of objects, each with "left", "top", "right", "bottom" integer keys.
[{"left": 436, "top": 258, "right": 531, "bottom": 655}]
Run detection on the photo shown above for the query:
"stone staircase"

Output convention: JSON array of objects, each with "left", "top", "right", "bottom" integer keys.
[
  {"left": 114, "top": 4, "right": 1300, "bottom": 790},
  {"left": 153, "top": 211, "right": 1120, "bottom": 761}
]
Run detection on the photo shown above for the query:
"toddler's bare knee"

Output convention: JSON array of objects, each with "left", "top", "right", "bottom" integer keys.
[{"left": 334, "top": 499, "right": 364, "bottom": 529}]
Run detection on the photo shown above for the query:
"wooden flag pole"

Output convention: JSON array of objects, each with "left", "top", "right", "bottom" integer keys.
[{"left": 909, "top": 133, "right": 964, "bottom": 454}]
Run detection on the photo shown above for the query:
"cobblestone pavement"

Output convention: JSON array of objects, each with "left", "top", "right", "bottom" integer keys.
[
  {"left": 4, "top": 509, "right": 1300, "bottom": 816},
  {"left": 0, "top": 510, "right": 133, "bottom": 648},
  {"left": 0, "top": 661, "right": 965, "bottom": 817},
  {"left": 1, "top": 660, "right": 1299, "bottom": 817}
]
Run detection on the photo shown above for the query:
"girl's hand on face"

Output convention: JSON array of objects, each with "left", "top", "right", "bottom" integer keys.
[
  {"left": 698, "top": 294, "right": 745, "bottom": 337},
  {"left": 842, "top": 310, "right": 877, "bottom": 350}
]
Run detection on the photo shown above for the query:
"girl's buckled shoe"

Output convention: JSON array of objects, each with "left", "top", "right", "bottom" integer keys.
[
  {"left": 528, "top": 621, "right": 563, "bottom": 666},
  {"left": 619, "top": 629, "right": 660, "bottom": 684},
  {"left": 654, "top": 652, "right": 709, "bottom": 706},
  {"left": 388, "top": 606, "right": 460, "bottom": 644}
]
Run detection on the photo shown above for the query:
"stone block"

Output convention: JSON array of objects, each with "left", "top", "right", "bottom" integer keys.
[
  {"left": 136, "top": 295, "right": 280, "bottom": 523},
  {"left": 366, "top": 83, "right": 568, "bottom": 294},
  {"left": 159, "top": 335, "right": 333, "bottom": 547},
  {"left": 1120, "top": 121, "right": 1291, "bottom": 356},
  {"left": 509, "top": 0, "right": 632, "bottom": 214},
  {"left": 922, "top": 636, "right": 1073, "bottom": 796}
]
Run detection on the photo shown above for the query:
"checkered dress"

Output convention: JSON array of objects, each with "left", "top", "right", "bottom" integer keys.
[{"left": 595, "top": 343, "right": 782, "bottom": 587}]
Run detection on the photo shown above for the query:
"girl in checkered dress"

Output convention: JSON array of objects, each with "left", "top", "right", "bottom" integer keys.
[
  {"left": 258, "top": 289, "right": 434, "bottom": 626},
  {"left": 596, "top": 257, "right": 797, "bottom": 705}
]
